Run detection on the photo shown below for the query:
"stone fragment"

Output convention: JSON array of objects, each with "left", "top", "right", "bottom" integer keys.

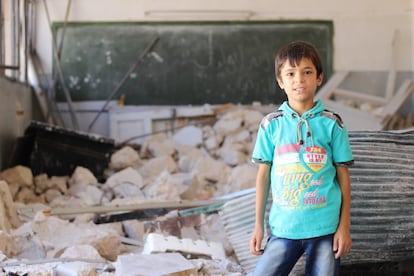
[
  {"left": 109, "top": 146, "right": 141, "bottom": 170},
  {"left": 49, "top": 176, "right": 69, "bottom": 194},
  {"left": 190, "top": 156, "right": 231, "bottom": 185},
  {"left": 60, "top": 244, "right": 104, "bottom": 260},
  {"left": 172, "top": 125, "right": 203, "bottom": 147},
  {"left": 138, "top": 156, "right": 177, "bottom": 182},
  {"left": 0, "top": 230, "right": 17, "bottom": 257},
  {"left": 104, "top": 167, "right": 145, "bottom": 198},
  {"left": 55, "top": 261, "right": 103, "bottom": 276},
  {"left": 91, "top": 232, "right": 123, "bottom": 261},
  {"left": 13, "top": 229, "right": 47, "bottom": 260},
  {"left": 225, "top": 163, "right": 257, "bottom": 194},
  {"left": 69, "top": 184, "right": 104, "bottom": 206},
  {"left": 122, "top": 220, "right": 145, "bottom": 242},
  {"left": 144, "top": 171, "right": 199, "bottom": 200},
  {"left": 15, "top": 187, "right": 44, "bottom": 204},
  {"left": 44, "top": 189, "right": 62, "bottom": 204},
  {"left": 213, "top": 117, "right": 242, "bottom": 136},
  {"left": 242, "top": 109, "right": 265, "bottom": 132},
  {"left": 0, "top": 165, "right": 33, "bottom": 188},
  {"left": 217, "top": 146, "right": 247, "bottom": 166},
  {"left": 0, "top": 180, "right": 22, "bottom": 232},
  {"left": 140, "top": 133, "right": 171, "bottom": 158},
  {"left": 34, "top": 173, "right": 49, "bottom": 194},
  {"left": 68, "top": 166, "right": 98, "bottom": 187},
  {"left": 29, "top": 212, "right": 123, "bottom": 261},
  {"left": 143, "top": 171, "right": 181, "bottom": 200}
]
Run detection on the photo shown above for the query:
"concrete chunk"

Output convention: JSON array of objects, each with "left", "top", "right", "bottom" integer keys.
[
  {"left": 0, "top": 181, "right": 22, "bottom": 232},
  {"left": 69, "top": 166, "right": 98, "bottom": 187},
  {"left": 114, "top": 252, "right": 197, "bottom": 276},
  {"left": 143, "top": 233, "right": 226, "bottom": 260},
  {"left": 104, "top": 167, "right": 145, "bottom": 198},
  {"left": 0, "top": 165, "right": 33, "bottom": 188},
  {"left": 173, "top": 125, "right": 203, "bottom": 147},
  {"left": 109, "top": 146, "right": 141, "bottom": 170}
]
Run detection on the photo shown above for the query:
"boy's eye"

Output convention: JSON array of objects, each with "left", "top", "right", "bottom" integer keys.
[{"left": 305, "top": 70, "right": 313, "bottom": 75}]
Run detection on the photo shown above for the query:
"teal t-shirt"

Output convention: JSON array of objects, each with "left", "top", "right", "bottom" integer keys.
[{"left": 252, "top": 100, "right": 354, "bottom": 239}]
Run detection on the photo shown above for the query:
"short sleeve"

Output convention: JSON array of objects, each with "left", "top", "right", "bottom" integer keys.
[
  {"left": 251, "top": 118, "right": 275, "bottom": 165},
  {"left": 331, "top": 124, "right": 354, "bottom": 166}
]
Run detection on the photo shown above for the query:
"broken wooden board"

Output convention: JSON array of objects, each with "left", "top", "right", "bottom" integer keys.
[
  {"left": 39, "top": 199, "right": 226, "bottom": 216},
  {"left": 381, "top": 79, "right": 414, "bottom": 126}
]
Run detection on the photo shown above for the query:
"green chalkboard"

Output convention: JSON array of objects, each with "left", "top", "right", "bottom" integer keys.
[{"left": 53, "top": 21, "right": 333, "bottom": 105}]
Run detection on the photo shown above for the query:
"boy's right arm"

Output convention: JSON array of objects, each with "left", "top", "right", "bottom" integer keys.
[{"left": 250, "top": 163, "right": 271, "bottom": 255}]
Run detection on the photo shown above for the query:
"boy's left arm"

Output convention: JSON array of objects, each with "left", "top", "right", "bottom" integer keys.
[{"left": 334, "top": 165, "right": 352, "bottom": 259}]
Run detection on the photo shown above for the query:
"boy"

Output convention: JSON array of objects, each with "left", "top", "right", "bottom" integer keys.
[{"left": 250, "top": 41, "right": 354, "bottom": 276}]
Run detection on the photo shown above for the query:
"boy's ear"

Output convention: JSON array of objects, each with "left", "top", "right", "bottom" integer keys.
[
  {"left": 276, "top": 77, "right": 284, "bottom": 89},
  {"left": 317, "top": 73, "right": 324, "bottom": 86}
]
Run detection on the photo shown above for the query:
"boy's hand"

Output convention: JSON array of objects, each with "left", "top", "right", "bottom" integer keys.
[
  {"left": 333, "top": 225, "right": 352, "bottom": 259},
  {"left": 250, "top": 227, "right": 265, "bottom": 255}
]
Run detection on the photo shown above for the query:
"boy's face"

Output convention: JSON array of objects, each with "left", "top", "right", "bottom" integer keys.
[{"left": 277, "top": 57, "right": 323, "bottom": 105}]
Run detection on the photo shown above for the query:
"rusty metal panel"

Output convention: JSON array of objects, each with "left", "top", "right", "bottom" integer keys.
[{"left": 220, "top": 129, "right": 414, "bottom": 274}]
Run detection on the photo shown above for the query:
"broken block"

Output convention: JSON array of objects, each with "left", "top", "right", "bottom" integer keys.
[
  {"left": 113, "top": 252, "right": 197, "bottom": 276},
  {"left": 142, "top": 233, "right": 226, "bottom": 260}
]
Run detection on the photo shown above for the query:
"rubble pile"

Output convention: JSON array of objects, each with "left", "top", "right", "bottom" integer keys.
[
  {"left": 1, "top": 102, "right": 413, "bottom": 275},
  {"left": 0, "top": 106, "right": 265, "bottom": 275}
]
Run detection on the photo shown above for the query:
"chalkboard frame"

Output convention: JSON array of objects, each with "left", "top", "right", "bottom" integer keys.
[{"left": 52, "top": 20, "right": 333, "bottom": 105}]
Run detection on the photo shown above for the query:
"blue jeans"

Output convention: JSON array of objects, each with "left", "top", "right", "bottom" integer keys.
[{"left": 253, "top": 234, "right": 340, "bottom": 276}]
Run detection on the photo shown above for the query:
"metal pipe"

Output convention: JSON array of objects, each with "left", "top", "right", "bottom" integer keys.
[{"left": 42, "top": 0, "right": 79, "bottom": 130}]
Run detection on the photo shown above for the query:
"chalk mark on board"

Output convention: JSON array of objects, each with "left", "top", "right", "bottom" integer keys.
[{"left": 192, "top": 30, "right": 213, "bottom": 69}]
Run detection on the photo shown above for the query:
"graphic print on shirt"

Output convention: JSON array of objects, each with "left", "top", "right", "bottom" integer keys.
[{"left": 273, "top": 143, "right": 328, "bottom": 210}]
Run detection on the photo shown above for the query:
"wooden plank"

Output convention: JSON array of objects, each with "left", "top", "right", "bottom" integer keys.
[
  {"left": 39, "top": 199, "right": 226, "bottom": 216},
  {"left": 381, "top": 79, "right": 414, "bottom": 126},
  {"left": 385, "top": 30, "right": 399, "bottom": 99},
  {"left": 323, "top": 99, "right": 382, "bottom": 131},
  {"left": 316, "top": 71, "right": 349, "bottom": 100},
  {"left": 332, "top": 88, "right": 387, "bottom": 105}
]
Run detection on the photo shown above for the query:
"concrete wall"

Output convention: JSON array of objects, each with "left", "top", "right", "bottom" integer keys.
[
  {"left": 35, "top": 0, "right": 414, "bottom": 75},
  {"left": 0, "top": 77, "right": 34, "bottom": 170}
]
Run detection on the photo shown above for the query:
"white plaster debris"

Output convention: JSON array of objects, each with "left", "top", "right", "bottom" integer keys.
[
  {"left": 143, "top": 233, "right": 226, "bottom": 260},
  {"left": 113, "top": 252, "right": 197, "bottom": 276},
  {"left": 0, "top": 106, "right": 267, "bottom": 275}
]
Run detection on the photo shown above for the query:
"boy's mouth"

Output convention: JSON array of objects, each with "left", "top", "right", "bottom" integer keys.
[{"left": 294, "top": 87, "right": 306, "bottom": 93}]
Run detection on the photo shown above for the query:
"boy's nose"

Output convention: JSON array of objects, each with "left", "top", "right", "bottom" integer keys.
[{"left": 295, "top": 74, "right": 304, "bottom": 83}]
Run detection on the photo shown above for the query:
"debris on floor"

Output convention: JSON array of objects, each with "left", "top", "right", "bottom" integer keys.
[{"left": 0, "top": 102, "right": 414, "bottom": 275}]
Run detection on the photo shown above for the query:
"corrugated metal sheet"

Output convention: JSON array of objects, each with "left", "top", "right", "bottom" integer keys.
[{"left": 219, "top": 129, "right": 414, "bottom": 275}]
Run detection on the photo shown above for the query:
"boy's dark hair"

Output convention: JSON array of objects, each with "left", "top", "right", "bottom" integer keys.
[{"left": 275, "top": 41, "right": 323, "bottom": 80}]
